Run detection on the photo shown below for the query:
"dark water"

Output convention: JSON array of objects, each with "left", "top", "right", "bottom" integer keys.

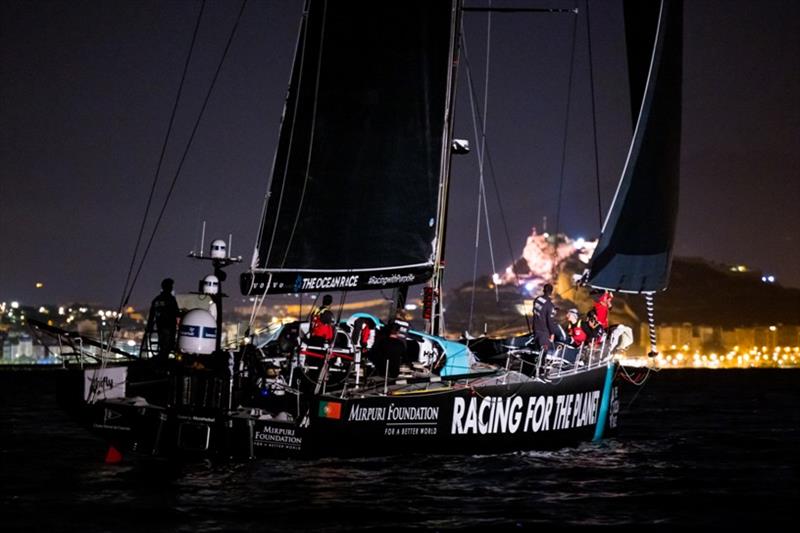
[{"left": 2, "top": 369, "right": 798, "bottom": 531}]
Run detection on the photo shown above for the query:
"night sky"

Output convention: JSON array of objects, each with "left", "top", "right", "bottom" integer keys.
[{"left": 1, "top": 0, "right": 798, "bottom": 310}]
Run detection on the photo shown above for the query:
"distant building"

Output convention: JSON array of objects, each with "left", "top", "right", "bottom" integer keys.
[{"left": 641, "top": 323, "right": 800, "bottom": 354}]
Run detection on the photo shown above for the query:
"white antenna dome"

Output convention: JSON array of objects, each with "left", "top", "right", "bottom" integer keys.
[
  {"left": 178, "top": 309, "right": 216, "bottom": 355},
  {"left": 210, "top": 239, "right": 227, "bottom": 259},
  {"left": 202, "top": 274, "right": 220, "bottom": 295}
]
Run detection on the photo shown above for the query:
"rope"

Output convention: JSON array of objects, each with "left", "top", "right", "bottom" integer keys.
[
  {"left": 461, "top": 35, "right": 530, "bottom": 333},
  {"left": 645, "top": 293, "right": 658, "bottom": 356},
  {"left": 123, "top": 0, "right": 249, "bottom": 309},
  {"left": 584, "top": 0, "right": 603, "bottom": 229},
  {"left": 95, "top": 1, "right": 208, "bottom": 375},
  {"left": 478, "top": 3, "right": 498, "bottom": 301},
  {"left": 465, "top": 7, "right": 495, "bottom": 334},
  {"left": 117, "top": 0, "right": 207, "bottom": 314}
]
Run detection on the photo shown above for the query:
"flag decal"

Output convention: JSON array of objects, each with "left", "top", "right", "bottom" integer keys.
[{"left": 318, "top": 401, "right": 342, "bottom": 420}]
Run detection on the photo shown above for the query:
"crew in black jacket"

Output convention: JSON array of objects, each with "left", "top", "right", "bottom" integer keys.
[{"left": 532, "top": 283, "right": 558, "bottom": 354}]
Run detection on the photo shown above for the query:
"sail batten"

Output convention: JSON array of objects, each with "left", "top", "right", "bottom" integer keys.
[
  {"left": 587, "top": 0, "right": 682, "bottom": 293},
  {"left": 243, "top": 0, "right": 458, "bottom": 295}
]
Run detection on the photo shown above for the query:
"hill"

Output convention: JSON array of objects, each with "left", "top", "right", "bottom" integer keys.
[{"left": 445, "top": 256, "right": 800, "bottom": 336}]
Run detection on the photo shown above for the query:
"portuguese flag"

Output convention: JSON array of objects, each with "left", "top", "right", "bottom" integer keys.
[{"left": 318, "top": 400, "right": 342, "bottom": 420}]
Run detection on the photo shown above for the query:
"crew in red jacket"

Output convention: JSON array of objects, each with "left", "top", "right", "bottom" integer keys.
[
  {"left": 564, "top": 308, "right": 587, "bottom": 346},
  {"left": 309, "top": 294, "right": 335, "bottom": 344},
  {"left": 593, "top": 290, "right": 613, "bottom": 329}
]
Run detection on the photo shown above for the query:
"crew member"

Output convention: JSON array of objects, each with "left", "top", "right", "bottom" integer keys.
[
  {"left": 309, "top": 294, "right": 335, "bottom": 345},
  {"left": 560, "top": 308, "right": 586, "bottom": 364},
  {"left": 593, "top": 290, "right": 613, "bottom": 329},
  {"left": 583, "top": 309, "right": 606, "bottom": 346},
  {"left": 564, "top": 308, "right": 587, "bottom": 347},
  {"left": 368, "top": 320, "right": 406, "bottom": 379},
  {"left": 532, "top": 283, "right": 558, "bottom": 354},
  {"left": 148, "top": 278, "right": 180, "bottom": 362}
]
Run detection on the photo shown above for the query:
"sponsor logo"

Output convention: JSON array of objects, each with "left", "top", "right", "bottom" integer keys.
[
  {"left": 91, "top": 375, "right": 116, "bottom": 394},
  {"left": 180, "top": 325, "right": 200, "bottom": 337},
  {"left": 297, "top": 275, "right": 360, "bottom": 291},
  {"left": 319, "top": 401, "right": 342, "bottom": 420},
  {"left": 180, "top": 325, "right": 216, "bottom": 339},
  {"left": 254, "top": 425, "right": 302, "bottom": 449},
  {"left": 104, "top": 408, "right": 122, "bottom": 422},
  {"left": 367, "top": 273, "right": 415, "bottom": 286},
  {"left": 347, "top": 403, "right": 439, "bottom": 423},
  {"left": 609, "top": 386, "right": 619, "bottom": 429},
  {"left": 84, "top": 366, "right": 127, "bottom": 401},
  {"left": 451, "top": 391, "right": 601, "bottom": 435}
]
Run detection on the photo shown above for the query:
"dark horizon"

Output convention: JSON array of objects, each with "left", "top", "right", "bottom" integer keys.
[{"left": 2, "top": 0, "right": 798, "bottom": 309}]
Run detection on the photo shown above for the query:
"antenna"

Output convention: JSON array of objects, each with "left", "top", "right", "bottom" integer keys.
[{"left": 200, "top": 221, "right": 206, "bottom": 258}]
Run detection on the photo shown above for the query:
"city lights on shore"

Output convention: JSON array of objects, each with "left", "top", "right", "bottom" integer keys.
[{"left": 655, "top": 345, "right": 800, "bottom": 369}]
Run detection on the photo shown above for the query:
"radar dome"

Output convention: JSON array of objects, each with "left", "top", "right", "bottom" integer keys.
[
  {"left": 178, "top": 309, "right": 216, "bottom": 355},
  {"left": 210, "top": 239, "right": 227, "bottom": 259},
  {"left": 202, "top": 274, "right": 219, "bottom": 295}
]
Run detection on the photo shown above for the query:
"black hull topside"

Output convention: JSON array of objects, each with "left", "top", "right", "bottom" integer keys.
[{"left": 60, "top": 362, "right": 619, "bottom": 460}]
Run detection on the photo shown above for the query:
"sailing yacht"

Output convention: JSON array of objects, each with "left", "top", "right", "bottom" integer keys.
[{"left": 54, "top": 0, "right": 682, "bottom": 460}]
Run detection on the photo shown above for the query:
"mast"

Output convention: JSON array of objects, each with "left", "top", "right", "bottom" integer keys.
[{"left": 428, "top": 0, "right": 464, "bottom": 337}]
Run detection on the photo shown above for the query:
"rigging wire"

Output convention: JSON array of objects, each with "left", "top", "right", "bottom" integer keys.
[
  {"left": 466, "top": 3, "right": 498, "bottom": 334},
  {"left": 462, "top": 40, "right": 528, "bottom": 333},
  {"left": 98, "top": 0, "right": 207, "bottom": 373},
  {"left": 122, "top": 0, "right": 249, "bottom": 310},
  {"left": 585, "top": 0, "right": 604, "bottom": 230},
  {"left": 117, "top": 0, "right": 207, "bottom": 315},
  {"left": 552, "top": 1, "right": 579, "bottom": 278},
  {"left": 95, "top": 0, "right": 247, "bottom": 381}
]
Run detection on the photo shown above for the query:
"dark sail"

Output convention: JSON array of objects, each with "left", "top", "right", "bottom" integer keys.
[
  {"left": 242, "top": 0, "right": 457, "bottom": 295},
  {"left": 587, "top": 0, "right": 682, "bottom": 293},
  {"left": 623, "top": 0, "right": 661, "bottom": 128}
]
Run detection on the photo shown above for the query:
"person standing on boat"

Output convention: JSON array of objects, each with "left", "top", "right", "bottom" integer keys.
[
  {"left": 308, "top": 294, "right": 335, "bottom": 345},
  {"left": 148, "top": 277, "right": 180, "bottom": 363},
  {"left": 532, "top": 283, "right": 558, "bottom": 354},
  {"left": 368, "top": 319, "right": 406, "bottom": 379},
  {"left": 592, "top": 290, "right": 613, "bottom": 329}
]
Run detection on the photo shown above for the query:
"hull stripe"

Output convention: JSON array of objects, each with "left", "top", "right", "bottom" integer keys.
[{"left": 593, "top": 362, "right": 616, "bottom": 441}]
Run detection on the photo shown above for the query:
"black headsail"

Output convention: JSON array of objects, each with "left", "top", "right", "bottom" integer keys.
[
  {"left": 586, "top": 0, "right": 682, "bottom": 294},
  {"left": 242, "top": 0, "right": 459, "bottom": 295}
]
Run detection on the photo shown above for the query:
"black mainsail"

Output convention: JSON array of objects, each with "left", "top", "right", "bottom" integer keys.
[
  {"left": 586, "top": 0, "right": 682, "bottom": 294},
  {"left": 242, "top": 0, "right": 458, "bottom": 295}
]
